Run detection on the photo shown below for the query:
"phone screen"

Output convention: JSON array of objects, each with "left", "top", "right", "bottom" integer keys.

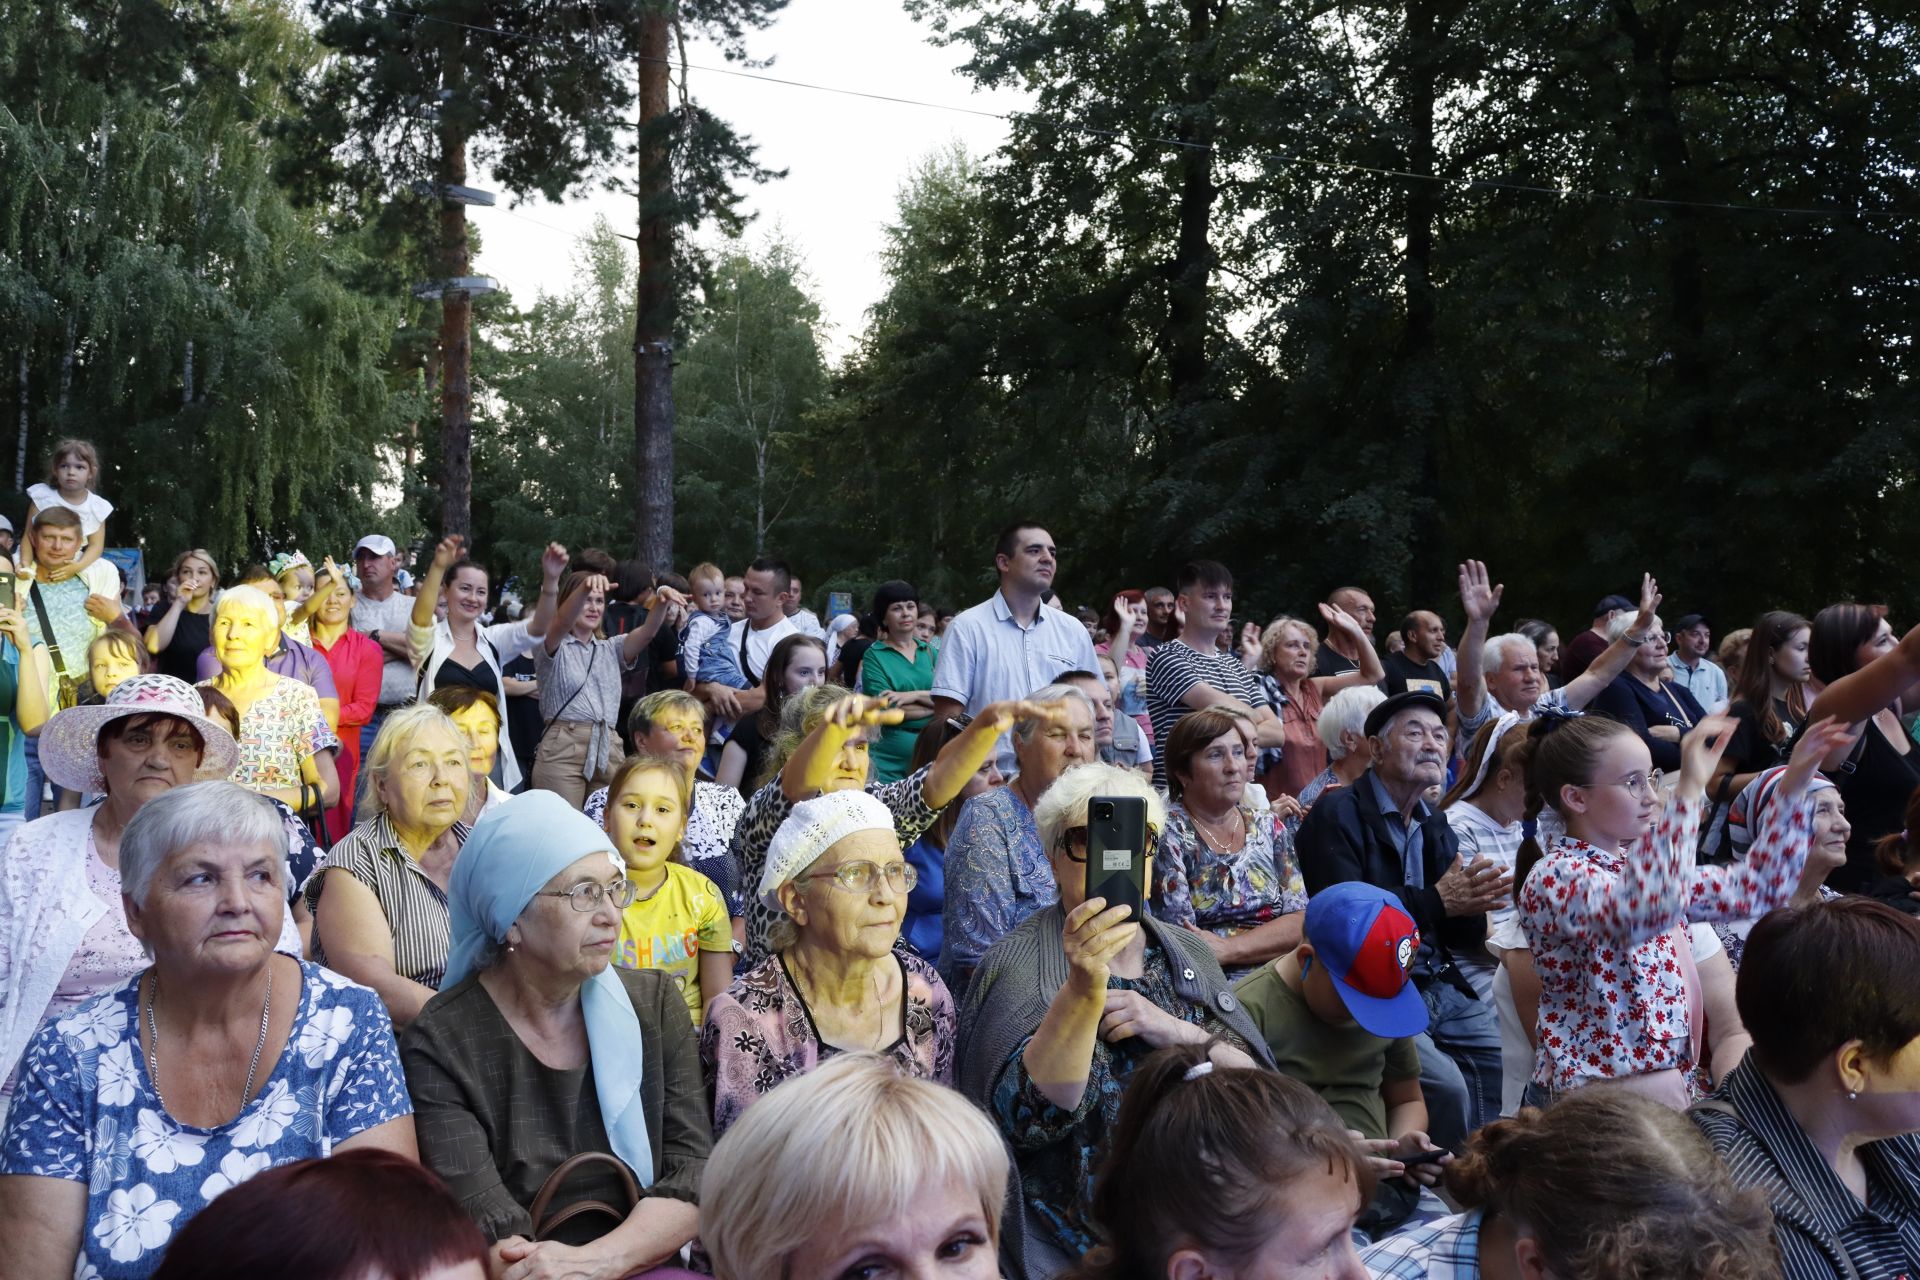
[
  {"left": 1084, "top": 795, "right": 1150, "bottom": 915},
  {"left": 0, "top": 571, "right": 17, "bottom": 612}
]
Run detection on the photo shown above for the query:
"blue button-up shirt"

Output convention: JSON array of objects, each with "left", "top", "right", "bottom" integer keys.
[
  {"left": 1669, "top": 654, "right": 1729, "bottom": 711},
  {"left": 931, "top": 589, "right": 1099, "bottom": 766}
]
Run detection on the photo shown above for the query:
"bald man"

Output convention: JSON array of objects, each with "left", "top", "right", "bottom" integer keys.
[
  {"left": 1314, "top": 585, "right": 1377, "bottom": 677},
  {"left": 1382, "top": 609, "right": 1452, "bottom": 704}
]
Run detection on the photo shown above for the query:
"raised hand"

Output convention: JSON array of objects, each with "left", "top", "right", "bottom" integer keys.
[
  {"left": 430, "top": 535, "right": 465, "bottom": 572},
  {"left": 1630, "top": 572, "right": 1662, "bottom": 635},
  {"left": 1458, "top": 560, "right": 1504, "bottom": 623},
  {"left": 1110, "top": 595, "right": 1135, "bottom": 635},
  {"left": 321, "top": 556, "right": 349, "bottom": 595},
  {"left": 1238, "top": 621, "right": 1262, "bottom": 664},
  {"left": 1318, "top": 600, "right": 1362, "bottom": 638},
  {"left": 973, "top": 698, "right": 1074, "bottom": 739},
  {"left": 825, "top": 694, "right": 907, "bottom": 734},
  {"left": 1677, "top": 713, "right": 1739, "bottom": 797},
  {"left": 540, "top": 542, "right": 568, "bottom": 582}
]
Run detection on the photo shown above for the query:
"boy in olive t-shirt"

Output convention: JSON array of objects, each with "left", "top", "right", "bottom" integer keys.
[{"left": 1233, "top": 880, "right": 1447, "bottom": 1238}]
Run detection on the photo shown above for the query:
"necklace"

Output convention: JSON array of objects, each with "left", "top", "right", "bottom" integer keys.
[
  {"left": 146, "top": 965, "right": 272, "bottom": 1118},
  {"left": 787, "top": 953, "right": 894, "bottom": 1052},
  {"left": 1188, "top": 804, "right": 1246, "bottom": 854}
]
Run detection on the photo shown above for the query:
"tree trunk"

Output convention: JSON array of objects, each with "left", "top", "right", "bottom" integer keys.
[
  {"left": 438, "top": 36, "right": 473, "bottom": 540},
  {"left": 14, "top": 351, "right": 27, "bottom": 493},
  {"left": 631, "top": 3, "right": 676, "bottom": 571},
  {"left": 58, "top": 314, "right": 75, "bottom": 410},
  {"left": 1165, "top": 0, "right": 1218, "bottom": 412},
  {"left": 1399, "top": 0, "right": 1450, "bottom": 598}
]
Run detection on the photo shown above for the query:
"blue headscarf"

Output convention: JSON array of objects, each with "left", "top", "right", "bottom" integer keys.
[{"left": 443, "top": 791, "right": 655, "bottom": 1188}]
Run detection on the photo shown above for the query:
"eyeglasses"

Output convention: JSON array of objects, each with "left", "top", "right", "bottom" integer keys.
[
  {"left": 535, "top": 879, "right": 639, "bottom": 912},
  {"left": 1056, "top": 826, "right": 1160, "bottom": 864},
  {"left": 1601, "top": 770, "right": 1664, "bottom": 801},
  {"left": 796, "top": 860, "right": 918, "bottom": 895}
]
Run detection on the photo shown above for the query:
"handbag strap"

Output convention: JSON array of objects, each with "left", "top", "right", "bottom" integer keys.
[
  {"left": 528, "top": 1151, "right": 640, "bottom": 1240},
  {"left": 28, "top": 583, "right": 69, "bottom": 678}
]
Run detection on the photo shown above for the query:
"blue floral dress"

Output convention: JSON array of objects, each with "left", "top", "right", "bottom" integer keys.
[{"left": 0, "top": 962, "right": 411, "bottom": 1279}]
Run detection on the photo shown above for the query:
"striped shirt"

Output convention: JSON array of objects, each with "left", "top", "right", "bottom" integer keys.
[
  {"left": 307, "top": 811, "right": 470, "bottom": 991},
  {"left": 1144, "top": 639, "right": 1264, "bottom": 786},
  {"left": 1359, "top": 1209, "right": 1486, "bottom": 1278},
  {"left": 1693, "top": 1060, "right": 1920, "bottom": 1280},
  {"left": 534, "top": 633, "right": 633, "bottom": 780}
]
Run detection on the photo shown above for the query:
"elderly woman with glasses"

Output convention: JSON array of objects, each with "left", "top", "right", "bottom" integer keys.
[
  {"left": 701, "top": 790, "right": 956, "bottom": 1139},
  {"left": 403, "top": 791, "right": 711, "bottom": 1279},
  {"left": 957, "top": 761, "right": 1270, "bottom": 1272},
  {"left": 0, "top": 782, "right": 416, "bottom": 1280}
]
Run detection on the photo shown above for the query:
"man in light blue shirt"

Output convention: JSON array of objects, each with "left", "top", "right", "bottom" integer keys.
[
  {"left": 930, "top": 522, "right": 1099, "bottom": 766},
  {"left": 1667, "top": 612, "right": 1729, "bottom": 712}
]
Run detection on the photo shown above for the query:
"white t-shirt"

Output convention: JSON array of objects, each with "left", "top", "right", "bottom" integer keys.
[
  {"left": 727, "top": 616, "right": 799, "bottom": 687},
  {"left": 1490, "top": 917, "right": 1720, "bottom": 1116},
  {"left": 27, "top": 484, "right": 113, "bottom": 537}
]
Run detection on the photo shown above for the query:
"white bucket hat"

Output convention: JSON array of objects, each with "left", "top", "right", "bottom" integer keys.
[
  {"left": 757, "top": 790, "right": 896, "bottom": 912},
  {"left": 39, "top": 674, "right": 242, "bottom": 794}
]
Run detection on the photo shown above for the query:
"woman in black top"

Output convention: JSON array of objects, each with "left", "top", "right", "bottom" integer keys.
[
  {"left": 1590, "top": 613, "right": 1706, "bottom": 772},
  {"left": 714, "top": 633, "right": 827, "bottom": 796},
  {"left": 1712, "top": 610, "right": 1813, "bottom": 798},
  {"left": 1806, "top": 605, "right": 1920, "bottom": 892},
  {"left": 143, "top": 548, "right": 219, "bottom": 683}
]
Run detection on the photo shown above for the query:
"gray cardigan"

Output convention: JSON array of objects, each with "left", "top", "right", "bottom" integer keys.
[{"left": 957, "top": 903, "right": 1274, "bottom": 1278}]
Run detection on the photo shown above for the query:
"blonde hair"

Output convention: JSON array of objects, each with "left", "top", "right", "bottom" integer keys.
[
  {"left": 688, "top": 561, "right": 725, "bottom": 590},
  {"left": 1258, "top": 615, "right": 1318, "bottom": 674},
  {"left": 760, "top": 683, "right": 857, "bottom": 788},
  {"left": 700, "top": 1053, "right": 1008, "bottom": 1280},
  {"left": 359, "top": 704, "right": 468, "bottom": 821}
]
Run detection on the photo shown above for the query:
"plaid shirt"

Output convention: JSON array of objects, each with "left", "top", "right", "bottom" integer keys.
[{"left": 1359, "top": 1209, "right": 1486, "bottom": 1279}]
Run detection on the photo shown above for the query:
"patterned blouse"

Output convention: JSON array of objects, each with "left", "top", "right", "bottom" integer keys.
[
  {"left": 0, "top": 964, "right": 411, "bottom": 1280},
  {"left": 1152, "top": 799, "right": 1307, "bottom": 978},
  {"left": 700, "top": 951, "right": 955, "bottom": 1139},
  {"left": 941, "top": 785, "right": 1049, "bottom": 985},
  {"left": 217, "top": 676, "right": 339, "bottom": 794},
  {"left": 306, "top": 812, "right": 471, "bottom": 992},
  {"left": 585, "top": 779, "right": 748, "bottom": 916},
  {"left": 1519, "top": 793, "right": 1811, "bottom": 1091},
  {"left": 734, "top": 767, "right": 940, "bottom": 968},
  {"left": 991, "top": 940, "right": 1249, "bottom": 1257}
]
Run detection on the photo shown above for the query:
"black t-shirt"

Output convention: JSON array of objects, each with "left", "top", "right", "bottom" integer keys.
[
  {"left": 1830, "top": 721, "right": 1920, "bottom": 893},
  {"left": 499, "top": 652, "right": 544, "bottom": 785},
  {"left": 725, "top": 712, "right": 772, "bottom": 799},
  {"left": 839, "top": 637, "right": 875, "bottom": 688},
  {"left": 1724, "top": 697, "right": 1801, "bottom": 776},
  {"left": 1382, "top": 651, "right": 1451, "bottom": 702},
  {"left": 153, "top": 608, "right": 213, "bottom": 684},
  {"left": 1314, "top": 644, "right": 1361, "bottom": 678}
]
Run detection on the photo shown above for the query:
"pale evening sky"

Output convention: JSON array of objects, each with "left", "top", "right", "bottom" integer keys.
[{"left": 469, "top": 0, "right": 1029, "bottom": 355}]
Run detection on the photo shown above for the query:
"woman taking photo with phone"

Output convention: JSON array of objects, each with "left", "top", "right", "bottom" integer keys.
[{"left": 957, "top": 761, "right": 1269, "bottom": 1274}]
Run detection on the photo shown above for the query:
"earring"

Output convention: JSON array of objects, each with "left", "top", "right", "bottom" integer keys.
[{"left": 1848, "top": 1090, "right": 1858, "bottom": 1101}]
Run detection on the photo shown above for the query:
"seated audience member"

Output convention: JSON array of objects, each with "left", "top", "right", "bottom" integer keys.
[
  {"left": 1515, "top": 710, "right": 1846, "bottom": 1107},
  {"left": 860, "top": 579, "right": 937, "bottom": 782},
  {"left": 0, "top": 783, "right": 416, "bottom": 1280},
  {"left": 307, "top": 704, "right": 474, "bottom": 1027},
  {"left": 1152, "top": 707, "right": 1307, "bottom": 977},
  {"left": 1513, "top": 618, "right": 1561, "bottom": 688},
  {"left": 1719, "top": 627, "right": 1753, "bottom": 677},
  {"left": 1296, "top": 690, "right": 1508, "bottom": 1147},
  {"left": 1452, "top": 561, "right": 1661, "bottom": 748},
  {"left": 1589, "top": 611, "right": 1706, "bottom": 771},
  {"left": 1440, "top": 715, "right": 1529, "bottom": 999},
  {"left": 587, "top": 690, "right": 748, "bottom": 917},
  {"left": 942, "top": 684, "right": 1095, "bottom": 986},
  {"left": 1558, "top": 592, "right": 1635, "bottom": 684},
  {"left": 702, "top": 791, "right": 956, "bottom": 1137},
  {"left": 700, "top": 1052, "right": 1008, "bottom": 1280},
  {"left": 1361, "top": 1089, "right": 1779, "bottom": 1280},
  {"left": 1296, "top": 684, "right": 1387, "bottom": 819},
  {"left": 1064, "top": 1043, "right": 1374, "bottom": 1280},
  {"left": 427, "top": 686, "right": 513, "bottom": 822},
  {"left": 900, "top": 714, "right": 1005, "bottom": 968},
  {"left": 1383, "top": 610, "right": 1453, "bottom": 703},
  {"left": 403, "top": 792, "right": 709, "bottom": 1275},
  {"left": 1669, "top": 612, "right": 1730, "bottom": 713},
  {"left": 1253, "top": 610, "right": 1382, "bottom": 804},
  {"left": 929, "top": 524, "right": 1098, "bottom": 768},
  {"left": 1061, "top": 667, "right": 1150, "bottom": 774},
  {"left": 204, "top": 582, "right": 341, "bottom": 815},
  {"left": 600, "top": 754, "right": 733, "bottom": 1026},
  {"left": 149, "top": 1149, "right": 488, "bottom": 1280},
  {"left": 1313, "top": 586, "right": 1378, "bottom": 677},
  {"left": 1804, "top": 607, "right": 1920, "bottom": 891},
  {"left": 1235, "top": 882, "right": 1448, "bottom": 1241},
  {"left": 1868, "top": 790, "right": 1920, "bottom": 912},
  {"left": 736, "top": 687, "right": 1060, "bottom": 968},
  {"left": 1712, "top": 767, "right": 1851, "bottom": 969},
  {"left": 713, "top": 634, "right": 826, "bottom": 799},
  {"left": 1143, "top": 561, "right": 1285, "bottom": 786},
  {"left": 1692, "top": 897, "right": 1920, "bottom": 1280},
  {"left": 957, "top": 762, "right": 1269, "bottom": 1273}
]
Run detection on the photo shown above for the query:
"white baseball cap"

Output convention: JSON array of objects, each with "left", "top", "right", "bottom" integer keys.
[
  {"left": 0, "top": 515, "right": 14, "bottom": 534},
  {"left": 353, "top": 534, "right": 396, "bottom": 558}
]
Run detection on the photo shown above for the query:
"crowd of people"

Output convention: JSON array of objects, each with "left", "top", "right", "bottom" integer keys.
[{"left": 1, "top": 438, "right": 1918, "bottom": 1280}]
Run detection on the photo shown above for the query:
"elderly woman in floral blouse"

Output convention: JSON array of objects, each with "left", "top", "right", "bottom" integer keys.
[
  {"left": 701, "top": 790, "right": 956, "bottom": 1139},
  {"left": 1150, "top": 706, "right": 1307, "bottom": 980}
]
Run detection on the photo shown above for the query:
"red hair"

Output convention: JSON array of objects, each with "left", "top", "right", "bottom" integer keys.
[
  {"left": 149, "top": 1150, "right": 487, "bottom": 1280},
  {"left": 1100, "top": 588, "right": 1147, "bottom": 637}
]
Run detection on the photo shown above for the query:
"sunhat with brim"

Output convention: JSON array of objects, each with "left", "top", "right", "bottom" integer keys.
[{"left": 40, "top": 674, "right": 242, "bottom": 794}]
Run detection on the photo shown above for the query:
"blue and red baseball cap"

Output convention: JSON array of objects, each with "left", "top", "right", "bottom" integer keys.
[{"left": 1304, "top": 882, "right": 1429, "bottom": 1038}]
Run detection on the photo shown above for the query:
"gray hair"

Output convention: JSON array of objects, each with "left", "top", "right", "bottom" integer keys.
[
  {"left": 1481, "top": 633, "right": 1540, "bottom": 676},
  {"left": 1316, "top": 685, "right": 1387, "bottom": 760},
  {"left": 214, "top": 583, "right": 279, "bottom": 628},
  {"left": 1010, "top": 683, "right": 1095, "bottom": 747},
  {"left": 360, "top": 703, "right": 467, "bottom": 819},
  {"left": 121, "top": 780, "right": 287, "bottom": 908},
  {"left": 1607, "top": 611, "right": 1659, "bottom": 642},
  {"left": 1032, "top": 761, "right": 1166, "bottom": 861}
]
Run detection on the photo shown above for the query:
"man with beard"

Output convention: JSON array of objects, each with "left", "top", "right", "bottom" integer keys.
[
  {"left": 930, "top": 522, "right": 1098, "bottom": 768},
  {"left": 1296, "top": 690, "right": 1511, "bottom": 1150}
]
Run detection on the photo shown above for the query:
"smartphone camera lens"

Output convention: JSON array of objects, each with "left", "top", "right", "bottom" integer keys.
[{"left": 1094, "top": 802, "right": 1114, "bottom": 820}]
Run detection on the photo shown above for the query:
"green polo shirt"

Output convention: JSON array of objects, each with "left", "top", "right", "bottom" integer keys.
[{"left": 861, "top": 638, "right": 935, "bottom": 782}]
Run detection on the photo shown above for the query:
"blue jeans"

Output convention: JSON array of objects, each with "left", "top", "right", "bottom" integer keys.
[
  {"left": 1416, "top": 980, "right": 1503, "bottom": 1148},
  {"left": 21, "top": 734, "right": 60, "bottom": 821},
  {"left": 356, "top": 706, "right": 395, "bottom": 815}
]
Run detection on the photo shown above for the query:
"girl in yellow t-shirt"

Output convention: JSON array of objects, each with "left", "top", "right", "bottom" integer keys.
[{"left": 601, "top": 753, "right": 734, "bottom": 1024}]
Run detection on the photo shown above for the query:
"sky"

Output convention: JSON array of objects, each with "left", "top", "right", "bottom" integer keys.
[{"left": 469, "top": 0, "right": 1029, "bottom": 356}]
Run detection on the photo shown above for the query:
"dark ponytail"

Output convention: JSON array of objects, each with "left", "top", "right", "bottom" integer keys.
[{"left": 1065, "top": 1044, "right": 1373, "bottom": 1280}]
